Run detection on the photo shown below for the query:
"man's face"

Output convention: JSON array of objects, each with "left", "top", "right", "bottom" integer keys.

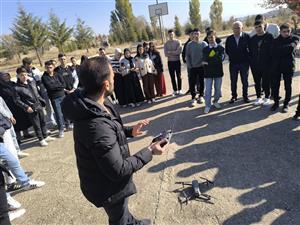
[
  {"left": 193, "top": 31, "right": 200, "bottom": 40},
  {"left": 207, "top": 35, "right": 216, "bottom": 44},
  {"left": 280, "top": 28, "right": 291, "bottom": 38},
  {"left": 189, "top": 32, "right": 194, "bottom": 39},
  {"left": 168, "top": 32, "right": 174, "bottom": 40},
  {"left": 255, "top": 24, "right": 264, "bottom": 35},
  {"left": 18, "top": 72, "right": 28, "bottom": 83},
  {"left": 233, "top": 24, "right": 242, "bottom": 36},
  {"left": 25, "top": 63, "right": 32, "bottom": 70},
  {"left": 138, "top": 46, "right": 144, "bottom": 55},
  {"left": 104, "top": 65, "right": 115, "bottom": 97},
  {"left": 125, "top": 50, "right": 131, "bottom": 58},
  {"left": 114, "top": 52, "right": 121, "bottom": 60},
  {"left": 59, "top": 56, "right": 67, "bottom": 66},
  {"left": 46, "top": 64, "right": 55, "bottom": 74},
  {"left": 71, "top": 58, "right": 77, "bottom": 65},
  {"left": 99, "top": 50, "right": 106, "bottom": 57}
]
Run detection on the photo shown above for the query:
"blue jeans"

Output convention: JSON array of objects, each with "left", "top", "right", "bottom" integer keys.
[
  {"left": 50, "top": 96, "right": 68, "bottom": 131},
  {"left": 229, "top": 63, "right": 249, "bottom": 99},
  {"left": 205, "top": 77, "right": 222, "bottom": 108},
  {"left": 0, "top": 143, "right": 29, "bottom": 185}
]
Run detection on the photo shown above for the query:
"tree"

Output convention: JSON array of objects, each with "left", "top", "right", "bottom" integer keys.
[
  {"left": 48, "top": 12, "right": 73, "bottom": 52},
  {"left": 189, "top": 0, "right": 202, "bottom": 30},
  {"left": 209, "top": 0, "right": 223, "bottom": 31},
  {"left": 0, "top": 35, "right": 24, "bottom": 60},
  {"left": 174, "top": 15, "right": 182, "bottom": 37},
  {"left": 184, "top": 22, "right": 194, "bottom": 35},
  {"left": 261, "top": 0, "right": 300, "bottom": 16},
  {"left": 74, "top": 18, "right": 94, "bottom": 52},
  {"left": 11, "top": 6, "right": 48, "bottom": 66},
  {"left": 227, "top": 16, "right": 235, "bottom": 30}
]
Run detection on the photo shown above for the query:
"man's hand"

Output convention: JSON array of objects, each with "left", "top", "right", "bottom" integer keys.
[
  {"left": 27, "top": 107, "right": 34, "bottom": 113},
  {"left": 10, "top": 117, "right": 16, "bottom": 125},
  {"left": 148, "top": 139, "right": 168, "bottom": 155},
  {"left": 132, "top": 120, "right": 149, "bottom": 137}
]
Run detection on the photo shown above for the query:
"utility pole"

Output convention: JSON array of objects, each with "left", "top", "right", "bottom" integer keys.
[{"left": 156, "top": 0, "right": 164, "bottom": 44}]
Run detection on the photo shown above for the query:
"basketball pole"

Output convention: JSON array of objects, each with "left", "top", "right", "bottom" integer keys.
[{"left": 156, "top": 0, "right": 164, "bottom": 44}]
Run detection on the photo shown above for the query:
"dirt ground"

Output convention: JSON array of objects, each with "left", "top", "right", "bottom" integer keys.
[{"left": 11, "top": 53, "right": 300, "bottom": 225}]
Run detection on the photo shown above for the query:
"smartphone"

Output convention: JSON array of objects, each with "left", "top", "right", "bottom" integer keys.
[{"left": 152, "top": 130, "right": 172, "bottom": 147}]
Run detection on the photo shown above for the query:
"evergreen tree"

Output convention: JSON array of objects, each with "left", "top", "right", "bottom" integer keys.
[
  {"left": 184, "top": 22, "right": 194, "bottom": 35},
  {"left": 74, "top": 18, "right": 94, "bottom": 52},
  {"left": 11, "top": 6, "right": 48, "bottom": 66},
  {"left": 174, "top": 15, "right": 182, "bottom": 37},
  {"left": 48, "top": 12, "right": 73, "bottom": 52},
  {"left": 189, "top": 0, "right": 202, "bottom": 30},
  {"left": 209, "top": 0, "right": 223, "bottom": 31},
  {"left": 227, "top": 16, "right": 235, "bottom": 30},
  {"left": 0, "top": 35, "right": 24, "bottom": 61}
]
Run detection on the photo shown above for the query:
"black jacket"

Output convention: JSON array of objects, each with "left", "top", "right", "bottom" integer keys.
[
  {"left": 225, "top": 32, "right": 250, "bottom": 64},
  {"left": 249, "top": 32, "right": 274, "bottom": 69},
  {"left": 203, "top": 45, "right": 225, "bottom": 78},
  {"left": 182, "top": 38, "right": 192, "bottom": 63},
  {"left": 149, "top": 51, "right": 164, "bottom": 74},
  {"left": 271, "top": 35, "right": 300, "bottom": 73},
  {"left": 42, "top": 72, "right": 65, "bottom": 100},
  {"left": 61, "top": 90, "right": 153, "bottom": 207},
  {"left": 55, "top": 66, "right": 74, "bottom": 91},
  {"left": 14, "top": 80, "right": 46, "bottom": 112}
]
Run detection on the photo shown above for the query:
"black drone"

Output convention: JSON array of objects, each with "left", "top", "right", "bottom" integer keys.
[{"left": 174, "top": 177, "right": 214, "bottom": 206}]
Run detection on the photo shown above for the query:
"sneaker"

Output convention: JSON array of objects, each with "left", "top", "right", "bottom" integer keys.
[
  {"left": 39, "top": 140, "right": 48, "bottom": 147},
  {"left": 172, "top": 91, "right": 177, "bottom": 96},
  {"left": 178, "top": 90, "right": 184, "bottom": 95},
  {"left": 44, "top": 136, "right": 56, "bottom": 142},
  {"left": 46, "top": 129, "right": 52, "bottom": 135},
  {"left": 263, "top": 98, "right": 272, "bottom": 106},
  {"left": 229, "top": 97, "right": 237, "bottom": 104},
  {"left": 147, "top": 100, "right": 152, "bottom": 104},
  {"left": 254, "top": 98, "right": 264, "bottom": 106},
  {"left": 17, "top": 151, "right": 29, "bottom": 158},
  {"left": 9, "top": 208, "right": 26, "bottom": 221},
  {"left": 243, "top": 98, "right": 251, "bottom": 103},
  {"left": 270, "top": 103, "right": 279, "bottom": 111},
  {"left": 23, "top": 179, "right": 45, "bottom": 190},
  {"left": 282, "top": 105, "right": 289, "bottom": 113},
  {"left": 190, "top": 99, "right": 197, "bottom": 107},
  {"left": 7, "top": 182, "right": 24, "bottom": 193},
  {"left": 151, "top": 98, "right": 156, "bottom": 103},
  {"left": 129, "top": 103, "right": 136, "bottom": 107},
  {"left": 213, "top": 102, "right": 221, "bottom": 109},
  {"left": 7, "top": 195, "right": 21, "bottom": 210},
  {"left": 58, "top": 130, "right": 64, "bottom": 138},
  {"left": 293, "top": 113, "right": 300, "bottom": 121},
  {"left": 198, "top": 96, "right": 205, "bottom": 104},
  {"left": 175, "top": 90, "right": 179, "bottom": 95},
  {"left": 67, "top": 124, "right": 74, "bottom": 130},
  {"left": 136, "top": 103, "right": 141, "bottom": 107},
  {"left": 204, "top": 107, "right": 210, "bottom": 114}
]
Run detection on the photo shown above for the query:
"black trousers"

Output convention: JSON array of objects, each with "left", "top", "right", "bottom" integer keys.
[
  {"left": 0, "top": 175, "right": 11, "bottom": 225},
  {"left": 271, "top": 71, "right": 293, "bottom": 105},
  {"left": 167, "top": 60, "right": 182, "bottom": 91},
  {"left": 229, "top": 63, "right": 249, "bottom": 99},
  {"left": 27, "top": 109, "right": 47, "bottom": 141},
  {"left": 190, "top": 67, "right": 204, "bottom": 99},
  {"left": 114, "top": 73, "right": 126, "bottom": 105},
  {"left": 251, "top": 66, "right": 271, "bottom": 98}
]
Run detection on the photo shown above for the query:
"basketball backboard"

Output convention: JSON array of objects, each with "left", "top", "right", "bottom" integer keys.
[{"left": 148, "top": 2, "right": 168, "bottom": 18}]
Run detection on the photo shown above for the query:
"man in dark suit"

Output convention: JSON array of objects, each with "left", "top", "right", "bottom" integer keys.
[{"left": 225, "top": 21, "right": 251, "bottom": 103}]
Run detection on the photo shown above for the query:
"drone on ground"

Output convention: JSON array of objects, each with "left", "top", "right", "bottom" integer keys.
[{"left": 174, "top": 177, "right": 214, "bottom": 207}]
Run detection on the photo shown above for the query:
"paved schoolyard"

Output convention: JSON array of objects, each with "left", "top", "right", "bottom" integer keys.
[{"left": 12, "top": 53, "right": 300, "bottom": 225}]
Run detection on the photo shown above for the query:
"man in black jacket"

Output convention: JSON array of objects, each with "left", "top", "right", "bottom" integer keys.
[
  {"left": 270, "top": 23, "right": 300, "bottom": 112},
  {"left": 15, "top": 67, "right": 56, "bottom": 147},
  {"left": 225, "top": 21, "right": 250, "bottom": 103},
  {"left": 182, "top": 28, "right": 193, "bottom": 95},
  {"left": 62, "top": 57, "right": 167, "bottom": 225},
  {"left": 249, "top": 20, "right": 274, "bottom": 106}
]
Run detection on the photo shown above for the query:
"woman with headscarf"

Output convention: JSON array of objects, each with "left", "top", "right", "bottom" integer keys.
[
  {"left": 120, "top": 48, "right": 144, "bottom": 107},
  {"left": 148, "top": 42, "right": 167, "bottom": 97},
  {"left": 135, "top": 44, "right": 156, "bottom": 103}
]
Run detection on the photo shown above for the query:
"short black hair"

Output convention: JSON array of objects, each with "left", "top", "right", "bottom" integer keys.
[
  {"left": 280, "top": 23, "right": 291, "bottom": 30},
  {"left": 143, "top": 42, "right": 149, "bottom": 47},
  {"left": 45, "top": 60, "right": 55, "bottom": 67},
  {"left": 70, "top": 56, "right": 76, "bottom": 61},
  {"left": 22, "top": 57, "right": 32, "bottom": 66},
  {"left": 193, "top": 28, "right": 200, "bottom": 33},
  {"left": 185, "top": 28, "right": 194, "bottom": 35},
  {"left": 80, "top": 55, "right": 88, "bottom": 65},
  {"left": 99, "top": 47, "right": 105, "bottom": 51},
  {"left": 207, "top": 30, "right": 216, "bottom": 37},
  {"left": 255, "top": 14, "right": 264, "bottom": 21},
  {"left": 58, "top": 53, "right": 66, "bottom": 58},
  {"left": 205, "top": 27, "right": 212, "bottom": 33},
  {"left": 16, "top": 67, "right": 27, "bottom": 74},
  {"left": 168, "top": 29, "right": 174, "bottom": 34},
  {"left": 79, "top": 57, "right": 111, "bottom": 95},
  {"left": 254, "top": 20, "right": 264, "bottom": 26}
]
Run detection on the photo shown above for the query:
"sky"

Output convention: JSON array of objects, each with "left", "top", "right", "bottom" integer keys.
[{"left": 0, "top": 0, "right": 271, "bottom": 36}]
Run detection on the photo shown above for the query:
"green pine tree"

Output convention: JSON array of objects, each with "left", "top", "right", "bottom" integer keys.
[
  {"left": 209, "top": 0, "right": 223, "bottom": 31},
  {"left": 48, "top": 12, "right": 73, "bottom": 53},
  {"left": 74, "top": 18, "right": 94, "bottom": 52},
  {"left": 189, "top": 0, "right": 202, "bottom": 30},
  {"left": 174, "top": 15, "right": 182, "bottom": 37},
  {"left": 11, "top": 6, "right": 48, "bottom": 66}
]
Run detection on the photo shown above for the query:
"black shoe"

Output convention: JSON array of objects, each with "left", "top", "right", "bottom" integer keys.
[
  {"left": 185, "top": 90, "right": 190, "bottom": 95},
  {"left": 293, "top": 113, "right": 300, "bottom": 121},
  {"left": 229, "top": 97, "right": 237, "bottom": 104},
  {"left": 243, "top": 98, "right": 250, "bottom": 103},
  {"left": 23, "top": 133, "right": 34, "bottom": 139},
  {"left": 282, "top": 105, "right": 289, "bottom": 113},
  {"left": 6, "top": 182, "right": 25, "bottom": 193},
  {"left": 270, "top": 103, "right": 279, "bottom": 111}
]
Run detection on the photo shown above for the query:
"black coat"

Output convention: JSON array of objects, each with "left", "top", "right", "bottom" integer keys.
[
  {"left": 182, "top": 38, "right": 192, "bottom": 63},
  {"left": 0, "top": 80, "right": 31, "bottom": 131},
  {"left": 61, "top": 90, "right": 153, "bottom": 207},
  {"left": 55, "top": 66, "right": 74, "bottom": 91},
  {"left": 202, "top": 45, "right": 225, "bottom": 78},
  {"left": 14, "top": 80, "right": 46, "bottom": 112},
  {"left": 149, "top": 51, "right": 164, "bottom": 74},
  {"left": 42, "top": 72, "right": 66, "bottom": 100},
  {"left": 225, "top": 32, "right": 250, "bottom": 64},
  {"left": 271, "top": 35, "right": 300, "bottom": 74}
]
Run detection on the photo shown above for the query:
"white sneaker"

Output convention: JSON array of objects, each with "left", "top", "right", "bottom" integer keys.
[
  {"left": 129, "top": 103, "right": 136, "bottom": 107},
  {"left": 172, "top": 91, "right": 177, "bottom": 96},
  {"left": 152, "top": 98, "right": 156, "bottom": 103},
  {"left": 198, "top": 96, "right": 205, "bottom": 104},
  {"left": 213, "top": 102, "right": 222, "bottom": 109},
  {"left": 58, "top": 131, "right": 64, "bottom": 138},
  {"left": 190, "top": 99, "right": 197, "bottom": 107},
  {"left": 9, "top": 208, "right": 26, "bottom": 221},
  {"left": 204, "top": 107, "right": 210, "bottom": 114},
  {"left": 263, "top": 98, "right": 272, "bottom": 106},
  {"left": 7, "top": 195, "right": 21, "bottom": 210},
  {"left": 17, "top": 151, "right": 29, "bottom": 158},
  {"left": 44, "top": 136, "right": 56, "bottom": 142},
  {"left": 254, "top": 98, "right": 264, "bottom": 106},
  {"left": 24, "top": 179, "right": 45, "bottom": 190},
  {"left": 39, "top": 140, "right": 48, "bottom": 147},
  {"left": 178, "top": 90, "right": 184, "bottom": 95}
]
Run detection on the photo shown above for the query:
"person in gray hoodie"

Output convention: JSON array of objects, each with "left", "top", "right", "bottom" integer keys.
[{"left": 185, "top": 28, "right": 208, "bottom": 107}]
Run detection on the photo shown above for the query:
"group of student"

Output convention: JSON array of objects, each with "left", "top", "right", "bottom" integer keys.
[{"left": 164, "top": 14, "right": 300, "bottom": 118}]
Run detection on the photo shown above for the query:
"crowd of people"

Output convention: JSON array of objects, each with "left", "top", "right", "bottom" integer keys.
[{"left": 0, "top": 13, "right": 300, "bottom": 224}]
